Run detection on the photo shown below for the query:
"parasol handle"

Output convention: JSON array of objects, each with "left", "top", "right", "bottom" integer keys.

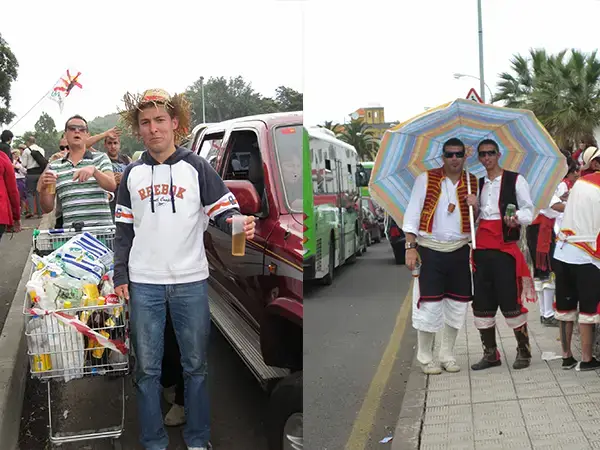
[{"left": 466, "top": 170, "right": 476, "bottom": 250}]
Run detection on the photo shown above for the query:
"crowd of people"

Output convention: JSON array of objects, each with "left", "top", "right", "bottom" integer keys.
[
  {"left": 404, "top": 137, "right": 600, "bottom": 374},
  {"left": 0, "top": 88, "right": 256, "bottom": 450}
]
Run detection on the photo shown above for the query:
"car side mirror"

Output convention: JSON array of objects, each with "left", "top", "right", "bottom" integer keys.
[{"left": 224, "top": 180, "right": 262, "bottom": 215}]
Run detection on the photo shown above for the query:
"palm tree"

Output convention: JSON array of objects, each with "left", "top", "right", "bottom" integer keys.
[
  {"left": 493, "top": 48, "right": 550, "bottom": 107},
  {"left": 318, "top": 120, "right": 342, "bottom": 134},
  {"left": 494, "top": 49, "right": 600, "bottom": 149},
  {"left": 337, "top": 119, "right": 379, "bottom": 161}
]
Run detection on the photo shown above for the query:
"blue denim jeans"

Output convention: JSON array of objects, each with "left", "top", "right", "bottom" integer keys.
[{"left": 129, "top": 280, "right": 211, "bottom": 449}]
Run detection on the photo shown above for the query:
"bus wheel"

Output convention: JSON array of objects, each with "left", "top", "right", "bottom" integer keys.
[{"left": 321, "top": 239, "right": 335, "bottom": 285}]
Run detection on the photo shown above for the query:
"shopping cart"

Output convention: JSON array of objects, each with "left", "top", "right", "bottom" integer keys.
[{"left": 23, "top": 224, "right": 129, "bottom": 448}]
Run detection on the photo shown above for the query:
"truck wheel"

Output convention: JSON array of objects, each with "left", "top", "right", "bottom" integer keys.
[
  {"left": 267, "top": 372, "right": 303, "bottom": 450},
  {"left": 321, "top": 240, "right": 335, "bottom": 285}
]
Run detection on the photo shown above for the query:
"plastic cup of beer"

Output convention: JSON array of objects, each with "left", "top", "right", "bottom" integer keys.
[
  {"left": 46, "top": 170, "right": 57, "bottom": 194},
  {"left": 232, "top": 215, "right": 246, "bottom": 257}
]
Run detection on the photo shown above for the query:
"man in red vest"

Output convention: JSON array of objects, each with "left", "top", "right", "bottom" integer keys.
[
  {"left": 466, "top": 139, "right": 535, "bottom": 370},
  {"left": 403, "top": 138, "right": 478, "bottom": 375},
  {"left": 553, "top": 148, "right": 600, "bottom": 371}
]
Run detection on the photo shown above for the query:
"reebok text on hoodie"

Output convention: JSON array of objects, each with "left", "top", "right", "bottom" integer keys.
[{"left": 113, "top": 147, "right": 241, "bottom": 286}]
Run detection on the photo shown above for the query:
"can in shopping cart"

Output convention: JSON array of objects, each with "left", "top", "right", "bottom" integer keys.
[{"left": 32, "top": 354, "right": 52, "bottom": 372}]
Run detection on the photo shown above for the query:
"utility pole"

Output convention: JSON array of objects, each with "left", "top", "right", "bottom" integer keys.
[
  {"left": 477, "top": 0, "right": 486, "bottom": 103},
  {"left": 200, "top": 76, "right": 206, "bottom": 123}
]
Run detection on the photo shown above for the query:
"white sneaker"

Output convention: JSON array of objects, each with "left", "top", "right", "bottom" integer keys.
[
  {"left": 421, "top": 361, "right": 442, "bottom": 375},
  {"left": 164, "top": 404, "right": 186, "bottom": 426},
  {"left": 441, "top": 360, "right": 461, "bottom": 373}
]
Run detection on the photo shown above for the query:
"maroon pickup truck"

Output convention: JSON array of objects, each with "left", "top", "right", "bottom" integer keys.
[{"left": 192, "top": 112, "right": 303, "bottom": 450}]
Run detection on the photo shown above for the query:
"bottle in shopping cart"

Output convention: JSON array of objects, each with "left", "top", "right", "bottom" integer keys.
[{"left": 87, "top": 298, "right": 111, "bottom": 374}]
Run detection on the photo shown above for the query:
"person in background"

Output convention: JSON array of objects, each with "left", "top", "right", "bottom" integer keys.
[
  {"left": 11, "top": 148, "right": 27, "bottom": 215},
  {"left": 0, "top": 130, "right": 14, "bottom": 162},
  {"left": 103, "top": 132, "right": 131, "bottom": 217},
  {"left": 580, "top": 146, "right": 600, "bottom": 177},
  {"left": 553, "top": 159, "right": 600, "bottom": 371},
  {"left": 21, "top": 136, "right": 47, "bottom": 218},
  {"left": 0, "top": 151, "right": 21, "bottom": 242},
  {"left": 38, "top": 115, "right": 116, "bottom": 228}
]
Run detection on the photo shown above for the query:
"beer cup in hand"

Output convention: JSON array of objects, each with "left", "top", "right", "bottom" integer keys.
[{"left": 231, "top": 215, "right": 246, "bottom": 256}]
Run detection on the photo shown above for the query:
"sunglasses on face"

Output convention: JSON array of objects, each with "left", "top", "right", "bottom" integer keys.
[
  {"left": 478, "top": 150, "right": 497, "bottom": 157},
  {"left": 67, "top": 125, "right": 88, "bottom": 133},
  {"left": 443, "top": 151, "right": 465, "bottom": 159},
  {"left": 59, "top": 145, "right": 69, "bottom": 151}
]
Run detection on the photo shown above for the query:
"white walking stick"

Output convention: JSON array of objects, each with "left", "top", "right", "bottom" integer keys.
[{"left": 466, "top": 170, "right": 476, "bottom": 250}]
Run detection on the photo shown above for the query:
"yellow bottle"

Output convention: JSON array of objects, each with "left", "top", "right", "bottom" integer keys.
[{"left": 63, "top": 300, "right": 72, "bottom": 309}]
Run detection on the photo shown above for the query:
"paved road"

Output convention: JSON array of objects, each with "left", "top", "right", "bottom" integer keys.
[
  {"left": 304, "top": 241, "right": 417, "bottom": 450},
  {"left": 0, "top": 217, "right": 41, "bottom": 330},
  {"left": 7, "top": 221, "right": 270, "bottom": 450}
]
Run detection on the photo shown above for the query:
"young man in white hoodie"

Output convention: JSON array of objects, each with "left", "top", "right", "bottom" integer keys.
[{"left": 113, "top": 89, "right": 255, "bottom": 450}]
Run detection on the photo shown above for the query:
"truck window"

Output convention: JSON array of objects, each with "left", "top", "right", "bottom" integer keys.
[
  {"left": 224, "top": 129, "right": 267, "bottom": 210},
  {"left": 198, "top": 132, "right": 225, "bottom": 168},
  {"left": 273, "top": 125, "right": 302, "bottom": 212}
]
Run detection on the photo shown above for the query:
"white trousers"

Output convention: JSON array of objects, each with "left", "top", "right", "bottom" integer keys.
[{"left": 412, "top": 280, "right": 468, "bottom": 333}]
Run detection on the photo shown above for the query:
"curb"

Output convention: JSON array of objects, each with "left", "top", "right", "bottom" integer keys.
[
  {"left": 0, "top": 248, "right": 32, "bottom": 450},
  {"left": 392, "top": 355, "right": 427, "bottom": 450}
]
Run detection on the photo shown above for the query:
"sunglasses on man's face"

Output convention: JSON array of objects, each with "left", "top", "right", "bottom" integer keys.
[
  {"left": 443, "top": 151, "right": 465, "bottom": 159},
  {"left": 67, "top": 125, "right": 88, "bottom": 133},
  {"left": 59, "top": 145, "right": 69, "bottom": 151},
  {"left": 478, "top": 150, "right": 497, "bottom": 157}
]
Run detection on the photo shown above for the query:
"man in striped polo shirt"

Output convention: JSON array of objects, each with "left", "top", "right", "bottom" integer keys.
[{"left": 39, "top": 115, "right": 117, "bottom": 227}]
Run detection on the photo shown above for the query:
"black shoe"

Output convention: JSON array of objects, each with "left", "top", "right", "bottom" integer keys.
[
  {"left": 577, "top": 357, "right": 600, "bottom": 372},
  {"left": 562, "top": 356, "right": 578, "bottom": 370},
  {"left": 472, "top": 355, "right": 502, "bottom": 370},
  {"left": 542, "top": 316, "right": 559, "bottom": 327}
]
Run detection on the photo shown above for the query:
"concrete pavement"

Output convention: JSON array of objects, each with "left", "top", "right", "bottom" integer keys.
[
  {"left": 393, "top": 290, "right": 600, "bottom": 450},
  {"left": 305, "top": 242, "right": 417, "bottom": 450}
]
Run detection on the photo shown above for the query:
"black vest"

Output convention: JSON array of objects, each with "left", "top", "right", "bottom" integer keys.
[{"left": 478, "top": 170, "right": 520, "bottom": 242}]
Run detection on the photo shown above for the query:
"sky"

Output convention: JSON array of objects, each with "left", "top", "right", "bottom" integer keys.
[
  {"left": 2, "top": 0, "right": 304, "bottom": 136},
  {"left": 304, "top": 0, "right": 600, "bottom": 127}
]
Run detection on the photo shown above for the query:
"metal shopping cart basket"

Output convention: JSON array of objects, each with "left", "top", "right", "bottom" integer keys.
[{"left": 23, "top": 224, "right": 129, "bottom": 448}]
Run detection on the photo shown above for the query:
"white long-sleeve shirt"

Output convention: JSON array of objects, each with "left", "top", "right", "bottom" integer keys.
[
  {"left": 552, "top": 181, "right": 569, "bottom": 234},
  {"left": 479, "top": 172, "right": 534, "bottom": 226},
  {"left": 402, "top": 172, "right": 474, "bottom": 242}
]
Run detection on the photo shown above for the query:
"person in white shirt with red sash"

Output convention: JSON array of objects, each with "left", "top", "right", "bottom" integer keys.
[
  {"left": 526, "top": 157, "right": 580, "bottom": 327},
  {"left": 403, "top": 138, "right": 478, "bottom": 375},
  {"left": 466, "top": 139, "right": 535, "bottom": 371},
  {"left": 553, "top": 148, "right": 600, "bottom": 371}
]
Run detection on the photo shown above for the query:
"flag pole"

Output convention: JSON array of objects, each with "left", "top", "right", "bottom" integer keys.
[{"left": 7, "top": 76, "right": 63, "bottom": 131}]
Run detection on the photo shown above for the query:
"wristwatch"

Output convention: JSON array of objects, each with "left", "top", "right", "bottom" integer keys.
[{"left": 405, "top": 242, "right": 418, "bottom": 250}]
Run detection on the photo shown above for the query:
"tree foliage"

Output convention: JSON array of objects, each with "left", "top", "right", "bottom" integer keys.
[
  {"left": 0, "top": 33, "right": 19, "bottom": 125},
  {"left": 337, "top": 119, "right": 379, "bottom": 161},
  {"left": 185, "top": 76, "right": 302, "bottom": 125},
  {"left": 494, "top": 48, "right": 600, "bottom": 148}
]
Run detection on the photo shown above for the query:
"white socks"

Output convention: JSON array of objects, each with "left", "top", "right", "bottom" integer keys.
[
  {"left": 439, "top": 323, "right": 459, "bottom": 363},
  {"left": 542, "top": 289, "right": 555, "bottom": 319},
  {"left": 417, "top": 330, "right": 435, "bottom": 365}
]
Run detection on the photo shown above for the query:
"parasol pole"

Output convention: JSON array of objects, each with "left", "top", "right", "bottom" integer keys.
[{"left": 466, "top": 169, "right": 476, "bottom": 250}]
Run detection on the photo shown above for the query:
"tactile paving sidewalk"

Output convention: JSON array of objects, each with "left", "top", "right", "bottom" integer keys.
[{"left": 419, "top": 302, "right": 600, "bottom": 450}]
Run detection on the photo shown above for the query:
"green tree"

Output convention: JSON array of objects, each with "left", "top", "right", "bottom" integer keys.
[
  {"left": 33, "top": 112, "right": 60, "bottom": 156},
  {"left": 185, "top": 76, "right": 303, "bottom": 125},
  {"left": 494, "top": 48, "right": 600, "bottom": 148},
  {"left": 274, "top": 86, "right": 303, "bottom": 112},
  {"left": 337, "top": 119, "right": 379, "bottom": 161},
  {"left": 0, "top": 33, "right": 19, "bottom": 126},
  {"left": 0, "top": 34, "right": 19, "bottom": 125}
]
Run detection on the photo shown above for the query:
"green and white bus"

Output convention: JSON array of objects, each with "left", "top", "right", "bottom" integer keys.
[
  {"left": 303, "top": 126, "right": 366, "bottom": 285},
  {"left": 359, "top": 161, "right": 374, "bottom": 198}
]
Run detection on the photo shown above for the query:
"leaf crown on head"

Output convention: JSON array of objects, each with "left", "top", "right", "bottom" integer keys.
[{"left": 118, "top": 88, "right": 191, "bottom": 145}]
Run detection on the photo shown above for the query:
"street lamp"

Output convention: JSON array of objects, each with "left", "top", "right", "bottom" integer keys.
[
  {"left": 477, "top": 0, "right": 485, "bottom": 103},
  {"left": 453, "top": 73, "right": 494, "bottom": 103}
]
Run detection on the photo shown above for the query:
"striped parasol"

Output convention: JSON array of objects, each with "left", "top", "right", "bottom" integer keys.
[{"left": 369, "top": 98, "right": 568, "bottom": 227}]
